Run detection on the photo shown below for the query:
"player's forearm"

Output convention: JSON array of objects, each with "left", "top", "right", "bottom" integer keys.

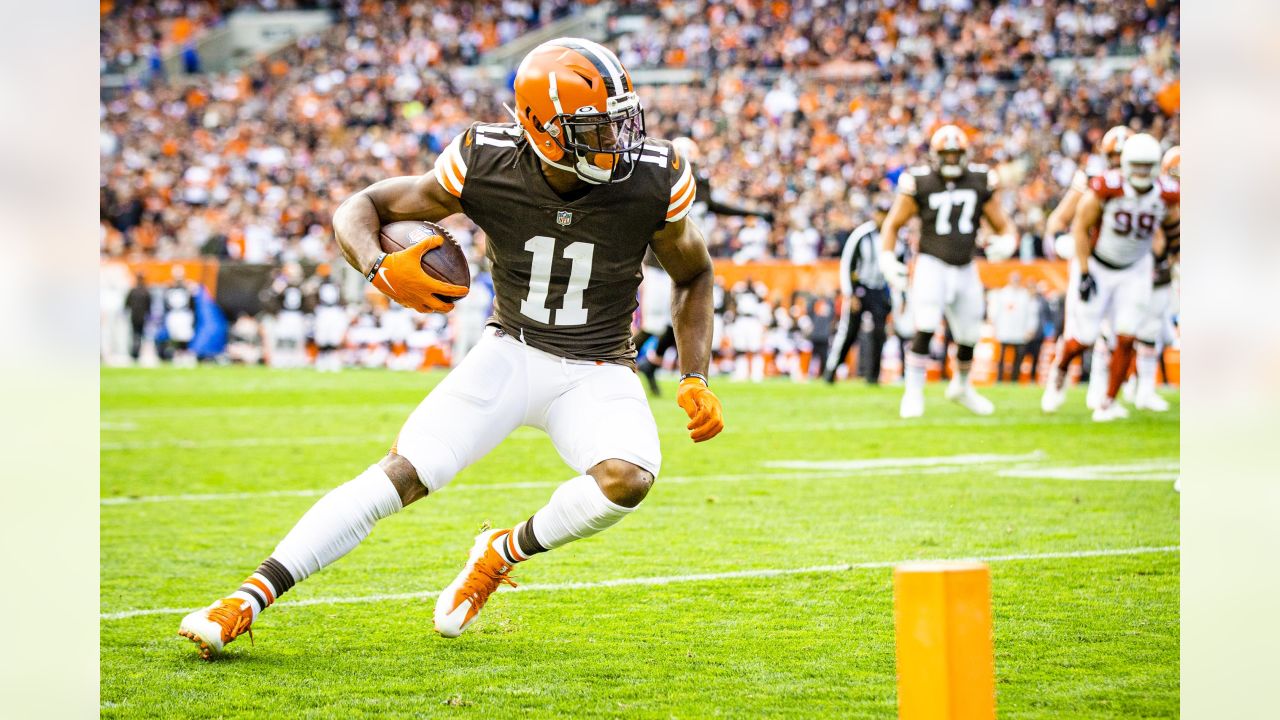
[
  {"left": 1072, "top": 226, "right": 1091, "bottom": 266},
  {"left": 670, "top": 269, "right": 714, "bottom": 376},
  {"left": 333, "top": 193, "right": 385, "bottom": 276}
]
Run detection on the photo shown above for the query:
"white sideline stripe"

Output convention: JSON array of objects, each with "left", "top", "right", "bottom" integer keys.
[
  {"left": 99, "top": 454, "right": 1042, "bottom": 506},
  {"left": 99, "top": 545, "right": 1179, "bottom": 621},
  {"left": 999, "top": 461, "right": 1179, "bottom": 482},
  {"left": 765, "top": 452, "right": 1043, "bottom": 471}
]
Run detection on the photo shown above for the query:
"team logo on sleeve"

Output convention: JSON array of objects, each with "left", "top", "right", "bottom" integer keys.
[{"left": 556, "top": 210, "right": 574, "bottom": 226}]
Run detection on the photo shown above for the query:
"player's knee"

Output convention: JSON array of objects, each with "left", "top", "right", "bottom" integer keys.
[
  {"left": 956, "top": 344, "right": 975, "bottom": 362},
  {"left": 910, "top": 331, "right": 932, "bottom": 356},
  {"left": 380, "top": 453, "right": 428, "bottom": 506},
  {"left": 588, "top": 459, "right": 654, "bottom": 508},
  {"left": 392, "top": 435, "right": 462, "bottom": 496}
]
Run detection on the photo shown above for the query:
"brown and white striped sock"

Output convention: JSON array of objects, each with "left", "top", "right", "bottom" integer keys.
[{"left": 229, "top": 557, "right": 295, "bottom": 620}]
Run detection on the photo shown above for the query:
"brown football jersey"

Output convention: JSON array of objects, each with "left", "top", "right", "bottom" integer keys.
[
  {"left": 897, "top": 163, "right": 999, "bottom": 266},
  {"left": 434, "top": 122, "right": 694, "bottom": 366}
]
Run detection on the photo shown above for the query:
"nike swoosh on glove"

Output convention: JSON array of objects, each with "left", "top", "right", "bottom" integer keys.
[
  {"left": 677, "top": 377, "right": 724, "bottom": 443},
  {"left": 1078, "top": 272, "right": 1097, "bottom": 302},
  {"left": 369, "top": 233, "right": 469, "bottom": 313}
]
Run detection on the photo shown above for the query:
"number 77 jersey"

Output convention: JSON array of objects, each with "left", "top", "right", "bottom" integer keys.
[
  {"left": 897, "top": 163, "right": 999, "bottom": 266},
  {"left": 1089, "top": 170, "right": 1179, "bottom": 269},
  {"left": 434, "top": 122, "right": 695, "bottom": 366}
]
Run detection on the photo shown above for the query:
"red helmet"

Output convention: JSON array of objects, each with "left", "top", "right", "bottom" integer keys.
[
  {"left": 513, "top": 38, "right": 645, "bottom": 184},
  {"left": 1161, "top": 145, "right": 1181, "bottom": 180}
]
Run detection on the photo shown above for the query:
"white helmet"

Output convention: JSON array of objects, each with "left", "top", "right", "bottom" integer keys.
[
  {"left": 930, "top": 124, "right": 970, "bottom": 179},
  {"left": 1120, "top": 133, "right": 1161, "bottom": 192}
]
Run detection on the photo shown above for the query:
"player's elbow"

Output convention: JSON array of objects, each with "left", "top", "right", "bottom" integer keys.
[{"left": 588, "top": 459, "right": 655, "bottom": 508}]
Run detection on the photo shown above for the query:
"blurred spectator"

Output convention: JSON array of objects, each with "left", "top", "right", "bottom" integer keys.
[{"left": 1020, "top": 280, "right": 1055, "bottom": 384}]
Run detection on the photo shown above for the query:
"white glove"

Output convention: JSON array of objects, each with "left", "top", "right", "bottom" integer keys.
[
  {"left": 879, "top": 249, "right": 907, "bottom": 291},
  {"left": 1052, "top": 233, "right": 1076, "bottom": 260},
  {"left": 984, "top": 232, "right": 1018, "bottom": 262}
]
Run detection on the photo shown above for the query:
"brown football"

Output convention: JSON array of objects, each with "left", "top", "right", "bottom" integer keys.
[{"left": 378, "top": 220, "right": 470, "bottom": 302}]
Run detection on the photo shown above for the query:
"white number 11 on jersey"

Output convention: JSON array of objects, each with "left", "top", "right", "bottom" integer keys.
[{"left": 519, "top": 235, "right": 594, "bottom": 326}]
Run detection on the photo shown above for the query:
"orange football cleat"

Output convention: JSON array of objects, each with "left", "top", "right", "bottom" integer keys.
[
  {"left": 434, "top": 529, "right": 518, "bottom": 638},
  {"left": 178, "top": 598, "right": 254, "bottom": 659}
]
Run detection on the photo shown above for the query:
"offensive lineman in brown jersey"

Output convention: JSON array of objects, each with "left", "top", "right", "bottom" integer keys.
[
  {"left": 178, "top": 38, "right": 723, "bottom": 656},
  {"left": 878, "top": 125, "right": 1019, "bottom": 419}
]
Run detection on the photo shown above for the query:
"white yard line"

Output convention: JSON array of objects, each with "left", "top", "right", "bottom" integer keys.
[
  {"left": 100, "top": 545, "right": 1179, "bottom": 621},
  {"left": 998, "top": 461, "right": 1180, "bottom": 482},
  {"left": 765, "top": 452, "right": 1044, "bottom": 471},
  {"left": 100, "top": 454, "right": 1038, "bottom": 506},
  {"left": 100, "top": 454, "right": 1178, "bottom": 506}
]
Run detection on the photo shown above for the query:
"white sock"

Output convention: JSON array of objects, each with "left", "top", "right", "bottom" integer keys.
[
  {"left": 1088, "top": 344, "right": 1110, "bottom": 397},
  {"left": 270, "top": 464, "right": 403, "bottom": 583},
  {"left": 905, "top": 351, "right": 928, "bottom": 396},
  {"left": 1136, "top": 344, "right": 1158, "bottom": 396},
  {"left": 523, "top": 475, "right": 635, "bottom": 553},
  {"left": 956, "top": 359, "right": 972, "bottom": 387}
]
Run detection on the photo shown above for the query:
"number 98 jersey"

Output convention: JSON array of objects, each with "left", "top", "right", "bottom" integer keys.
[
  {"left": 1089, "top": 170, "right": 1179, "bottom": 269},
  {"left": 433, "top": 122, "right": 695, "bottom": 366},
  {"left": 897, "top": 164, "right": 998, "bottom": 266}
]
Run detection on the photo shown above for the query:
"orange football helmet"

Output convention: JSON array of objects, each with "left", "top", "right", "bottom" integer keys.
[
  {"left": 1161, "top": 145, "right": 1180, "bottom": 180},
  {"left": 1099, "top": 126, "right": 1133, "bottom": 168},
  {"left": 929, "top": 124, "right": 969, "bottom": 179},
  {"left": 513, "top": 38, "right": 645, "bottom": 184}
]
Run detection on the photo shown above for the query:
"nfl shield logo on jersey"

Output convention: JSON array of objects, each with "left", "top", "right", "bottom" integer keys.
[{"left": 556, "top": 210, "right": 573, "bottom": 226}]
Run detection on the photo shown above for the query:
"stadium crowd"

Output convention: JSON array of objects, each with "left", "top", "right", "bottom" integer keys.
[{"left": 100, "top": 0, "right": 1178, "bottom": 380}]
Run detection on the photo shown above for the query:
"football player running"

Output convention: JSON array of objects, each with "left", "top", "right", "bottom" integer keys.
[
  {"left": 1043, "top": 125, "right": 1132, "bottom": 411},
  {"left": 1130, "top": 145, "right": 1180, "bottom": 411},
  {"left": 1041, "top": 133, "right": 1179, "bottom": 421},
  {"left": 879, "top": 125, "right": 1019, "bottom": 418},
  {"left": 178, "top": 38, "right": 724, "bottom": 657}
]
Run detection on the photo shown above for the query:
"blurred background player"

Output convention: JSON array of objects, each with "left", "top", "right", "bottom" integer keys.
[
  {"left": 826, "top": 197, "right": 890, "bottom": 384},
  {"left": 312, "top": 266, "right": 348, "bottom": 372},
  {"left": 449, "top": 256, "right": 495, "bottom": 366},
  {"left": 263, "top": 262, "right": 309, "bottom": 369},
  {"left": 879, "top": 125, "right": 1018, "bottom": 418},
  {"left": 1042, "top": 133, "right": 1179, "bottom": 421},
  {"left": 1129, "top": 145, "right": 1181, "bottom": 411},
  {"left": 162, "top": 265, "right": 197, "bottom": 367},
  {"left": 635, "top": 251, "right": 675, "bottom": 395},
  {"left": 728, "top": 280, "right": 769, "bottom": 381},
  {"left": 990, "top": 272, "right": 1033, "bottom": 383}
]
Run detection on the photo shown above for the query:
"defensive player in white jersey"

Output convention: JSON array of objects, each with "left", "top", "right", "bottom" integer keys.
[
  {"left": 1044, "top": 125, "right": 1131, "bottom": 408},
  {"left": 879, "top": 125, "right": 1018, "bottom": 418},
  {"left": 178, "top": 38, "right": 724, "bottom": 658},
  {"left": 1041, "top": 133, "right": 1179, "bottom": 421},
  {"left": 1128, "top": 145, "right": 1181, "bottom": 411}
]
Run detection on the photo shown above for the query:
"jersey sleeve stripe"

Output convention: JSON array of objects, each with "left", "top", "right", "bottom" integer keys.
[
  {"left": 669, "top": 163, "right": 693, "bottom": 202},
  {"left": 668, "top": 174, "right": 696, "bottom": 213},
  {"left": 433, "top": 140, "right": 466, "bottom": 198},
  {"left": 666, "top": 186, "right": 696, "bottom": 221}
]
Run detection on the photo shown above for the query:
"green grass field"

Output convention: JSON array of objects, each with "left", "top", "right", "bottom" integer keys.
[{"left": 101, "top": 367, "right": 1179, "bottom": 718}]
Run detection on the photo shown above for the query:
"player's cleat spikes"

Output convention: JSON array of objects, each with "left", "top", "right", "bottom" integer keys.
[
  {"left": 945, "top": 381, "right": 994, "bottom": 416},
  {"left": 1091, "top": 401, "right": 1130, "bottom": 422},
  {"left": 434, "top": 529, "right": 518, "bottom": 638},
  {"left": 899, "top": 390, "right": 925, "bottom": 418},
  {"left": 1041, "top": 376, "right": 1066, "bottom": 413},
  {"left": 178, "top": 598, "right": 254, "bottom": 659},
  {"left": 1135, "top": 391, "right": 1169, "bottom": 412}
]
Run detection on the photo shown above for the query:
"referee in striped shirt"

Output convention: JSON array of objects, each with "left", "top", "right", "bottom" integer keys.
[{"left": 825, "top": 199, "right": 892, "bottom": 384}]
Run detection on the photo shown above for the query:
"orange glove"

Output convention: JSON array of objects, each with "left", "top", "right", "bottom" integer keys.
[
  {"left": 677, "top": 375, "right": 724, "bottom": 443},
  {"left": 367, "top": 234, "right": 469, "bottom": 314}
]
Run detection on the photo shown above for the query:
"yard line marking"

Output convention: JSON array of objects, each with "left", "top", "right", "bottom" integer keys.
[
  {"left": 765, "top": 452, "right": 1045, "bottom": 471},
  {"left": 100, "top": 454, "right": 1178, "bottom": 506},
  {"left": 100, "top": 453, "right": 1034, "bottom": 505},
  {"left": 998, "top": 460, "right": 1179, "bottom": 482},
  {"left": 99, "top": 545, "right": 1179, "bottom": 620}
]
